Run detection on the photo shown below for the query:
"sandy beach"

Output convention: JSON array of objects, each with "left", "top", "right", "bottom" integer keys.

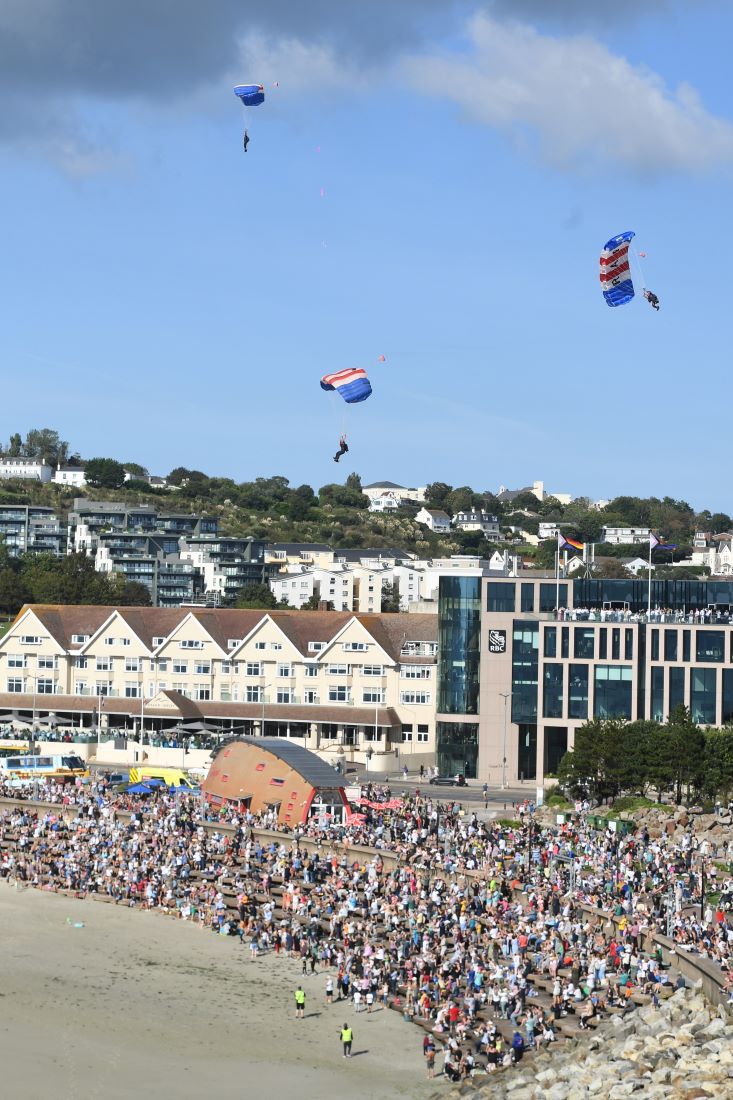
[{"left": 1, "top": 885, "right": 429, "bottom": 1100}]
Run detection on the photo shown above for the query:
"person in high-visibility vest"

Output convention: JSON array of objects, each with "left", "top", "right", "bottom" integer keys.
[
  {"left": 294, "top": 986, "right": 306, "bottom": 1019},
  {"left": 340, "top": 1023, "right": 353, "bottom": 1057}
]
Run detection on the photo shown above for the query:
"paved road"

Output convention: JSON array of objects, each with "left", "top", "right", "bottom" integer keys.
[{"left": 354, "top": 774, "right": 530, "bottom": 810}]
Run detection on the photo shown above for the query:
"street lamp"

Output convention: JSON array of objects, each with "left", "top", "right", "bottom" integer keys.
[{"left": 499, "top": 692, "right": 511, "bottom": 790}]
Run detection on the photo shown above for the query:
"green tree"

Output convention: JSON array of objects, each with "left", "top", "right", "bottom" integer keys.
[
  {"left": 702, "top": 727, "right": 733, "bottom": 801},
  {"left": 664, "top": 705, "right": 705, "bottom": 804},
  {"left": 85, "top": 457, "right": 127, "bottom": 489},
  {"left": 23, "top": 428, "right": 68, "bottom": 465},
  {"left": 380, "top": 581, "right": 401, "bottom": 612},
  {"left": 115, "top": 579, "right": 153, "bottom": 606},
  {"left": 0, "top": 568, "right": 31, "bottom": 614},
  {"left": 424, "top": 482, "right": 453, "bottom": 509},
  {"left": 7, "top": 433, "right": 22, "bottom": 456},
  {"left": 234, "top": 582, "right": 278, "bottom": 609},
  {"left": 123, "top": 462, "right": 148, "bottom": 478}
]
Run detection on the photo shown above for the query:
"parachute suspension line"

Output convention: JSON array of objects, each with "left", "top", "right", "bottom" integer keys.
[{"left": 632, "top": 247, "right": 647, "bottom": 291}]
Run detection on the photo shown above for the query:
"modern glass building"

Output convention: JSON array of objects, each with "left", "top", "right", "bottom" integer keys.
[
  {"left": 437, "top": 574, "right": 733, "bottom": 785},
  {"left": 436, "top": 575, "right": 482, "bottom": 777}
]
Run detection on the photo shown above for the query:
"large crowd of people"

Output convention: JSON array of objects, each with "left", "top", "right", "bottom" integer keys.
[{"left": 1, "top": 774, "right": 731, "bottom": 1079}]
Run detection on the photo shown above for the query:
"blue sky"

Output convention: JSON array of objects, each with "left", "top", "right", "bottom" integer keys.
[{"left": 1, "top": 1, "right": 731, "bottom": 508}]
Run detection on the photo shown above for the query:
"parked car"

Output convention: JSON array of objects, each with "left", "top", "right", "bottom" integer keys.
[{"left": 429, "top": 774, "right": 466, "bottom": 787}]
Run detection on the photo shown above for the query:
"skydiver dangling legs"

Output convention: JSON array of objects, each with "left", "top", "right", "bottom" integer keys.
[
  {"left": 243, "top": 129, "right": 250, "bottom": 153},
  {"left": 643, "top": 288, "right": 660, "bottom": 311},
  {"left": 333, "top": 434, "right": 349, "bottom": 463}
]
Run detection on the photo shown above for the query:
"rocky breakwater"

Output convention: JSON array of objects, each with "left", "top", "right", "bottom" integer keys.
[{"left": 431, "top": 987, "right": 733, "bottom": 1100}]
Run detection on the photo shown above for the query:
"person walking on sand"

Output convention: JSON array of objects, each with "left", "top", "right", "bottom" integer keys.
[
  {"left": 340, "top": 1022, "right": 353, "bottom": 1058},
  {"left": 325, "top": 976, "right": 334, "bottom": 1005},
  {"left": 295, "top": 986, "right": 306, "bottom": 1019}
]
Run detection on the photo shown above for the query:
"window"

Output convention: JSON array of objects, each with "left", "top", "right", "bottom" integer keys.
[
  {"left": 487, "top": 582, "right": 515, "bottom": 613},
  {"left": 328, "top": 664, "right": 349, "bottom": 676},
  {"left": 246, "top": 685, "right": 263, "bottom": 703},
  {"left": 125, "top": 683, "right": 140, "bottom": 698},
  {"left": 95, "top": 682, "right": 112, "bottom": 697},
  {"left": 696, "top": 631, "right": 725, "bottom": 663},
  {"left": 650, "top": 666, "right": 664, "bottom": 722},
  {"left": 574, "top": 628, "right": 594, "bottom": 660},
  {"left": 598, "top": 629, "right": 607, "bottom": 660},
  {"left": 245, "top": 661, "right": 262, "bottom": 676},
  {"left": 363, "top": 665, "right": 385, "bottom": 677},
  {"left": 71, "top": 634, "right": 89, "bottom": 644},
  {"left": 611, "top": 628, "right": 621, "bottom": 661},
  {"left": 400, "top": 690, "right": 431, "bottom": 705},
  {"left": 195, "top": 661, "right": 211, "bottom": 675},
  {"left": 624, "top": 629, "right": 634, "bottom": 661},
  {"left": 152, "top": 636, "right": 165, "bottom": 646},
  {"left": 722, "top": 669, "right": 733, "bottom": 724},
  {"left": 104, "top": 637, "right": 115, "bottom": 646},
  {"left": 180, "top": 640, "right": 204, "bottom": 649},
  {"left": 401, "top": 724, "right": 413, "bottom": 742},
  {"left": 37, "top": 655, "right": 56, "bottom": 670},
  {"left": 96, "top": 657, "right": 111, "bottom": 671},
  {"left": 520, "top": 582, "right": 534, "bottom": 613},
  {"left": 561, "top": 628, "right": 569, "bottom": 660},
  {"left": 7, "top": 654, "right": 25, "bottom": 668},
  {"left": 6, "top": 678, "right": 23, "bottom": 693},
  {"left": 542, "top": 664, "right": 563, "bottom": 719},
  {"left": 664, "top": 630, "right": 677, "bottom": 662},
  {"left": 277, "top": 664, "right": 293, "bottom": 678},
  {"left": 172, "top": 660, "right": 188, "bottom": 675},
  {"left": 343, "top": 642, "right": 367, "bottom": 652},
  {"left": 35, "top": 678, "right": 54, "bottom": 694},
  {"left": 125, "top": 657, "right": 141, "bottom": 672},
  {"left": 276, "top": 688, "right": 292, "bottom": 704},
  {"left": 669, "top": 666, "right": 685, "bottom": 712},
  {"left": 568, "top": 665, "right": 588, "bottom": 720},
  {"left": 512, "top": 625, "right": 539, "bottom": 723},
  {"left": 255, "top": 641, "right": 266, "bottom": 651},
  {"left": 543, "top": 629, "right": 556, "bottom": 659},
  {"left": 195, "top": 685, "right": 211, "bottom": 701},
  {"left": 120, "top": 637, "right": 130, "bottom": 646},
  {"left": 691, "top": 667, "right": 716, "bottom": 724},
  {"left": 271, "top": 643, "right": 282, "bottom": 651},
  {"left": 416, "top": 724, "right": 429, "bottom": 743},
  {"left": 157, "top": 658, "right": 168, "bottom": 672},
  {"left": 221, "top": 661, "right": 231, "bottom": 675},
  {"left": 594, "top": 665, "right": 633, "bottom": 719},
  {"left": 399, "top": 666, "right": 430, "bottom": 679},
  {"left": 362, "top": 689, "right": 384, "bottom": 704},
  {"left": 220, "top": 686, "right": 232, "bottom": 702},
  {"left": 683, "top": 630, "right": 691, "bottom": 662},
  {"left": 227, "top": 639, "right": 242, "bottom": 649},
  {"left": 304, "top": 689, "right": 319, "bottom": 704},
  {"left": 308, "top": 641, "right": 326, "bottom": 653},
  {"left": 74, "top": 681, "right": 87, "bottom": 695},
  {"left": 328, "top": 685, "right": 350, "bottom": 702},
  {"left": 540, "top": 584, "right": 567, "bottom": 613},
  {"left": 21, "top": 635, "right": 42, "bottom": 645}
]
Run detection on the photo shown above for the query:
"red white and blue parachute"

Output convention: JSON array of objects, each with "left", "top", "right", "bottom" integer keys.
[
  {"left": 320, "top": 368, "right": 372, "bottom": 404},
  {"left": 600, "top": 231, "right": 635, "bottom": 307}
]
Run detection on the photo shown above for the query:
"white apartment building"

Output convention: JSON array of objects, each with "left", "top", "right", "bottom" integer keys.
[
  {"left": 452, "top": 511, "right": 501, "bottom": 538},
  {"left": 53, "top": 465, "right": 87, "bottom": 487},
  {"left": 265, "top": 543, "right": 335, "bottom": 572},
  {"left": 0, "top": 605, "right": 438, "bottom": 771},
  {"left": 602, "top": 526, "right": 652, "bottom": 545},
  {"left": 0, "top": 457, "right": 53, "bottom": 483},
  {"left": 691, "top": 534, "right": 733, "bottom": 575}
]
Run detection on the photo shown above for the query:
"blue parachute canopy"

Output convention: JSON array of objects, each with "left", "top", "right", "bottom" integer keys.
[
  {"left": 234, "top": 84, "right": 265, "bottom": 107},
  {"left": 320, "top": 368, "right": 372, "bottom": 404},
  {"left": 600, "top": 231, "right": 635, "bottom": 308}
]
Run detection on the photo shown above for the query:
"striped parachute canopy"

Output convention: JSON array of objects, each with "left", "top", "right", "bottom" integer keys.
[
  {"left": 234, "top": 84, "right": 265, "bottom": 107},
  {"left": 320, "top": 368, "right": 372, "bottom": 404},
  {"left": 600, "top": 231, "right": 635, "bottom": 307}
]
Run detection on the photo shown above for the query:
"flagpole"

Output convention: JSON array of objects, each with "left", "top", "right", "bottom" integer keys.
[
  {"left": 555, "top": 540, "right": 560, "bottom": 612},
  {"left": 647, "top": 534, "right": 653, "bottom": 617}
]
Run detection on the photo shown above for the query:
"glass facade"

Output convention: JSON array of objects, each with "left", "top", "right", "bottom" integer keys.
[
  {"left": 512, "top": 624, "right": 539, "bottom": 722},
  {"left": 543, "top": 664, "right": 563, "bottom": 719},
  {"left": 573, "top": 577, "right": 733, "bottom": 612},
  {"left": 438, "top": 576, "right": 481, "bottom": 715},
  {"left": 544, "top": 627, "right": 557, "bottom": 658},
  {"left": 669, "top": 666, "right": 685, "bottom": 711},
  {"left": 487, "top": 582, "right": 515, "bottom": 613},
  {"left": 436, "top": 721, "right": 479, "bottom": 778},
  {"left": 651, "top": 666, "right": 664, "bottom": 722},
  {"left": 664, "top": 630, "right": 677, "bottom": 662},
  {"left": 574, "top": 628, "right": 594, "bottom": 659},
  {"left": 691, "top": 668, "right": 716, "bottom": 725},
  {"left": 568, "top": 664, "right": 588, "bottom": 719},
  {"left": 594, "top": 665, "right": 633, "bottom": 719}
]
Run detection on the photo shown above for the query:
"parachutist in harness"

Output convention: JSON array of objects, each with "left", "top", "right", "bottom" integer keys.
[
  {"left": 333, "top": 435, "right": 349, "bottom": 463},
  {"left": 243, "top": 130, "right": 250, "bottom": 153},
  {"left": 643, "top": 289, "right": 660, "bottom": 311}
]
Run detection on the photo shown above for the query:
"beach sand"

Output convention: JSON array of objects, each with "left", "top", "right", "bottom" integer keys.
[{"left": 1, "top": 885, "right": 429, "bottom": 1100}]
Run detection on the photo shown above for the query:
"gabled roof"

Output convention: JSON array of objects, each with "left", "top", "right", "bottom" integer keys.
[{"left": 363, "top": 481, "right": 406, "bottom": 490}]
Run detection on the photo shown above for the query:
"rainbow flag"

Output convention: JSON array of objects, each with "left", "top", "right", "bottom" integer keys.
[{"left": 558, "top": 533, "right": 584, "bottom": 552}]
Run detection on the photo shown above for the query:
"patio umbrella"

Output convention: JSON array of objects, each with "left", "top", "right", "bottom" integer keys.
[
  {"left": 179, "top": 720, "right": 219, "bottom": 734},
  {"left": 127, "top": 782, "right": 155, "bottom": 795}
]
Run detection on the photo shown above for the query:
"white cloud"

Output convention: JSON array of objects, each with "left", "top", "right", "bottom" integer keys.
[
  {"left": 235, "top": 33, "right": 361, "bottom": 95},
  {"left": 402, "top": 13, "right": 733, "bottom": 174}
]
